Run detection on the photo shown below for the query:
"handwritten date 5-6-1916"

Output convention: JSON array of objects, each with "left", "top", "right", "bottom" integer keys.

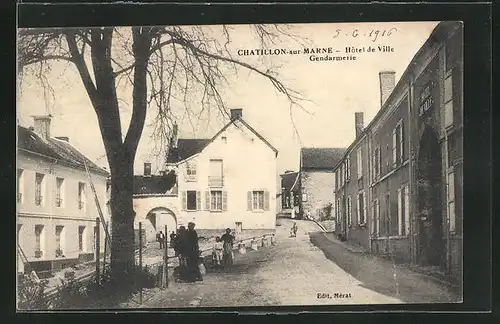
[{"left": 333, "top": 28, "right": 397, "bottom": 42}]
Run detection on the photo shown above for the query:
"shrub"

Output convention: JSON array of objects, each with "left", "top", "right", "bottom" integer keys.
[
  {"left": 319, "top": 203, "right": 333, "bottom": 222},
  {"left": 17, "top": 275, "right": 49, "bottom": 310}
]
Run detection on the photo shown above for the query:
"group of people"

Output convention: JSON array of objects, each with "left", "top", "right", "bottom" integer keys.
[
  {"left": 157, "top": 222, "right": 203, "bottom": 282},
  {"left": 212, "top": 228, "right": 236, "bottom": 267}
]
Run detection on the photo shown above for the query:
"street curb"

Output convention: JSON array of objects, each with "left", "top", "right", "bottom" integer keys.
[{"left": 312, "top": 232, "right": 462, "bottom": 297}]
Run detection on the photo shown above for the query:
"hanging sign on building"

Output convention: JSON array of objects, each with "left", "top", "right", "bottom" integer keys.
[{"left": 419, "top": 81, "right": 434, "bottom": 116}]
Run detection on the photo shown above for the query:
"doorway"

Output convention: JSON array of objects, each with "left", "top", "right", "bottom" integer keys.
[
  {"left": 416, "top": 126, "right": 445, "bottom": 269},
  {"left": 235, "top": 222, "right": 242, "bottom": 233}
]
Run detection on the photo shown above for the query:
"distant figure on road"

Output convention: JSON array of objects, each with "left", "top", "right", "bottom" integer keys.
[
  {"left": 184, "top": 222, "right": 202, "bottom": 282},
  {"left": 290, "top": 222, "right": 298, "bottom": 237},
  {"left": 221, "top": 228, "right": 235, "bottom": 266},
  {"left": 157, "top": 231, "right": 165, "bottom": 249},
  {"left": 169, "top": 231, "right": 177, "bottom": 248}
]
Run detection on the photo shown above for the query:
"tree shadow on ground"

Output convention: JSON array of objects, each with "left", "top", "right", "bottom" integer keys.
[{"left": 309, "top": 232, "right": 460, "bottom": 304}]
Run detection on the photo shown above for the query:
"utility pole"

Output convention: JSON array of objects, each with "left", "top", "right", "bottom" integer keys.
[
  {"left": 95, "top": 217, "right": 100, "bottom": 287},
  {"left": 162, "top": 225, "right": 168, "bottom": 288}
]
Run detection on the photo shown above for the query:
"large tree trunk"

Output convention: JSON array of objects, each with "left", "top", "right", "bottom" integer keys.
[{"left": 108, "top": 148, "right": 136, "bottom": 287}]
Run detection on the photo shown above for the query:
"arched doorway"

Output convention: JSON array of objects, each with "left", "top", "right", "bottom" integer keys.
[
  {"left": 416, "top": 126, "right": 444, "bottom": 268},
  {"left": 145, "top": 207, "right": 177, "bottom": 243}
]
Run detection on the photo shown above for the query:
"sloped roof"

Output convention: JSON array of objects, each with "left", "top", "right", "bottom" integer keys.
[
  {"left": 166, "top": 116, "right": 278, "bottom": 165},
  {"left": 133, "top": 171, "right": 177, "bottom": 195},
  {"left": 280, "top": 172, "right": 299, "bottom": 191},
  {"left": 166, "top": 139, "right": 211, "bottom": 164},
  {"left": 17, "top": 126, "right": 109, "bottom": 176},
  {"left": 301, "top": 147, "right": 347, "bottom": 170}
]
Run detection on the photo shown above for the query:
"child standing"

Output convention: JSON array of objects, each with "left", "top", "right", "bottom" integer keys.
[{"left": 212, "top": 237, "right": 224, "bottom": 266}]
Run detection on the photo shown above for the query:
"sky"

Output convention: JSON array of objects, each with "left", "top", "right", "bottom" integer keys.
[{"left": 17, "top": 21, "right": 439, "bottom": 175}]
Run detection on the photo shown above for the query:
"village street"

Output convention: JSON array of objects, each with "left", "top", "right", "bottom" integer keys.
[{"left": 120, "top": 218, "right": 459, "bottom": 308}]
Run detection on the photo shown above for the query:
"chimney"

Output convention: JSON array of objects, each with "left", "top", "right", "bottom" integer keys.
[
  {"left": 170, "top": 124, "right": 178, "bottom": 148},
  {"left": 230, "top": 108, "right": 243, "bottom": 120},
  {"left": 144, "top": 162, "right": 152, "bottom": 176},
  {"left": 55, "top": 136, "right": 69, "bottom": 143},
  {"left": 32, "top": 115, "right": 52, "bottom": 140},
  {"left": 355, "top": 112, "right": 364, "bottom": 138},
  {"left": 379, "top": 71, "right": 396, "bottom": 107}
]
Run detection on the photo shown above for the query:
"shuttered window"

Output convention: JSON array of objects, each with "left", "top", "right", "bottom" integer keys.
[
  {"left": 346, "top": 196, "right": 352, "bottom": 227},
  {"left": 248, "top": 191, "right": 270, "bottom": 211},
  {"left": 210, "top": 191, "right": 223, "bottom": 211}
]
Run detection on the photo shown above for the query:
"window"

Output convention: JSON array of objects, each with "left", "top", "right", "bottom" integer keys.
[
  {"left": 210, "top": 190, "right": 223, "bottom": 211},
  {"left": 357, "top": 148, "right": 363, "bottom": 179},
  {"left": 247, "top": 190, "right": 269, "bottom": 211},
  {"left": 340, "top": 164, "right": 344, "bottom": 186},
  {"left": 444, "top": 73, "right": 454, "bottom": 128},
  {"left": 186, "top": 191, "right": 199, "bottom": 211},
  {"left": 35, "top": 173, "right": 45, "bottom": 206},
  {"left": 335, "top": 171, "right": 339, "bottom": 189},
  {"left": 371, "top": 199, "right": 380, "bottom": 236},
  {"left": 357, "top": 191, "right": 367, "bottom": 225},
  {"left": 17, "top": 169, "right": 24, "bottom": 203},
  {"left": 78, "top": 226, "right": 86, "bottom": 252},
  {"left": 346, "top": 196, "right": 352, "bottom": 227},
  {"left": 186, "top": 161, "right": 197, "bottom": 181},
  {"left": 253, "top": 191, "right": 264, "bottom": 210},
  {"left": 56, "top": 177, "right": 64, "bottom": 207},
  {"left": 336, "top": 198, "right": 341, "bottom": 220},
  {"left": 35, "top": 225, "right": 44, "bottom": 256},
  {"left": 209, "top": 159, "right": 224, "bottom": 187},
  {"left": 345, "top": 157, "right": 350, "bottom": 181},
  {"left": 55, "top": 226, "right": 65, "bottom": 256},
  {"left": 78, "top": 182, "right": 86, "bottom": 210},
  {"left": 397, "top": 185, "right": 410, "bottom": 236},
  {"left": 448, "top": 171, "right": 456, "bottom": 232},
  {"left": 392, "top": 121, "right": 404, "bottom": 167}
]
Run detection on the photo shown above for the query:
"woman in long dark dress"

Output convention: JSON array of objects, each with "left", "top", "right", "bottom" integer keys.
[
  {"left": 221, "top": 228, "right": 235, "bottom": 266},
  {"left": 184, "top": 222, "right": 202, "bottom": 282},
  {"left": 175, "top": 226, "right": 188, "bottom": 281}
]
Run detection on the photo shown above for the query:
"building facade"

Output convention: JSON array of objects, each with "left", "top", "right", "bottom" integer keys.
[
  {"left": 332, "top": 21, "right": 463, "bottom": 284},
  {"left": 299, "top": 148, "right": 345, "bottom": 221},
  {"left": 278, "top": 171, "right": 300, "bottom": 218},
  {"left": 133, "top": 109, "right": 278, "bottom": 238},
  {"left": 17, "top": 116, "right": 110, "bottom": 276}
]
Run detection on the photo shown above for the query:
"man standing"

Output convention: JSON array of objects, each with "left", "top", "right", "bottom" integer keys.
[{"left": 158, "top": 231, "right": 165, "bottom": 249}]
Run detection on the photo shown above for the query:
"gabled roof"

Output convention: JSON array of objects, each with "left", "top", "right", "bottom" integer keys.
[
  {"left": 166, "top": 139, "right": 211, "bottom": 164},
  {"left": 301, "top": 147, "right": 347, "bottom": 170},
  {"left": 133, "top": 171, "right": 177, "bottom": 195},
  {"left": 17, "top": 126, "right": 109, "bottom": 176},
  {"left": 166, "top": 116, "right": 278, "bottom": 165},
  {"left": 280, "top": 171, "right": 299, "bottom": 191}
]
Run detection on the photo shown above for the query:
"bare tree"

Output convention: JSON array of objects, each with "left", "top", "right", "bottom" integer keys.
[{"left": 18, "top": 25, "right": 307, "bottom": 288}]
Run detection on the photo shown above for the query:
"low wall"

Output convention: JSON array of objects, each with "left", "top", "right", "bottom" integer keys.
[
  {"left": 196, "top": 229, "right": 275, "bottom": 241},
  {"left": 371, "top": 237, "right": 411, "bottom": 264}
]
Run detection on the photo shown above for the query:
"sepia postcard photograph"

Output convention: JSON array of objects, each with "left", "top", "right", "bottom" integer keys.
[{"left": 16, "top": 20, "right": 464, "bottom": 310}]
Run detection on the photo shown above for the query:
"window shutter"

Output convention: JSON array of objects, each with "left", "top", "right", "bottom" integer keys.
[
  {"left": 247, "top": 191, "right": 253, "bottom": 211},
  {"left": 399, "top": 122, "right": 404, "bottom": 160},
  {"left": 362, "top": 192, "right": 367, "bottom": 224},
  {"left": 196, "top": 191, "right": 201, "bottom": 210},
  {"left": 222, "top": 191, "right": 228, "bottom": 211},
  {"left": 392, "top": 129, "right": 397, "bottom": 166},
  {"left": 397, "top": 188, "right": 402, "bottom": 236},
  {"left": 181, "top": 191, "right": 187, "bottom": 211},
  {"left": 205, "top": 191, "right": 210, "bottom": 210},
  {"left": 264, "top": 191, "right": 270, "bottom": 211},
  {"left": 404, "top": 186, "right": 410, "bottom": 235},
  {"left": 370, "top": 202, "right": 375, "bottom": 234},
  {"left": 356, "top": 195, "right": 360, "bottom": 225}
]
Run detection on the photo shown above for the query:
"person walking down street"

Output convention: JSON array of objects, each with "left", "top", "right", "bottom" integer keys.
[
  {"left": 292, "top": 222, "right": 298, "bottom": 237},
  {"left": 157, "top": 231, "right": 165, "bottom": 249},
  {"left": 174, "top": 226, "right": 187, "bottom": 281},
  {"left": 184, "top": 222, "right": 202, "bottom": 282},
  {"left": 169, "top": 231, "right": 177, "bottom": 248},
  {"left": 221, "top": 228, "right": 235, "bottom": 267}
]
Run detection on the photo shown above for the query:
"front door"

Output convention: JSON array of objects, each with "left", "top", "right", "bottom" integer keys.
[{"left": 416, "top": 127, "right": 445, "bottom": 269}]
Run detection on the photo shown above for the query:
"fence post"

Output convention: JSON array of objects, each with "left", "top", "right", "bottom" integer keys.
[
  {"left": 162, "top": 225, "right": 168, "bottom": 288},
  {"left": 95, "top": 217, "right": 100, "bottom": 287},
  {"left": 103, "top": 223, "right": 108, "bottom": 273},
  {"left": 139, "top": 222, "right": 143, "bottom": 304}
]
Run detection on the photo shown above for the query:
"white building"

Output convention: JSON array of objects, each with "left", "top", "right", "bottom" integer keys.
[
  {"left": 133, "top": 109, "right": 278, "bottom": 239},
  {"left": 17, "top": 116, "right": 110, "bottom": 276}
]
